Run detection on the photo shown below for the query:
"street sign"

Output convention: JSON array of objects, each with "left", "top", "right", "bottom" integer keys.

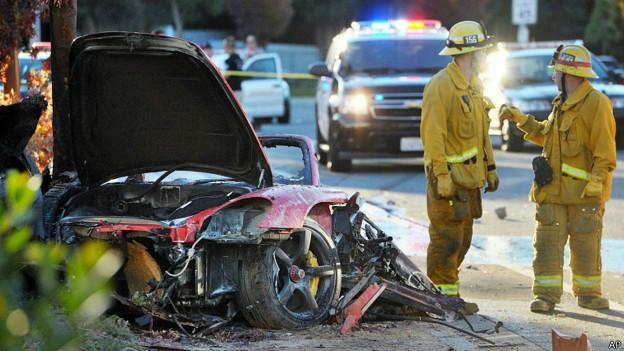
[{"left": 512, "top": 0, "right": 538, "bottom": 25}]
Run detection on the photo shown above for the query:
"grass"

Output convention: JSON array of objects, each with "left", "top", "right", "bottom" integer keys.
[
  {"left": 288, "top": 79, "right": 317, "bottom": 97},
  {"left": 79, "top": 316, "right": 142, "bottom": 351}
]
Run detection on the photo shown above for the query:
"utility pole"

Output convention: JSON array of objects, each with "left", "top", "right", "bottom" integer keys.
[{"left": 49, "top": 0, "right": 77, "bottom": 175}]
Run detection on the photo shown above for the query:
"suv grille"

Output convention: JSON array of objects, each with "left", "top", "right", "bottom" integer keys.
[{"left": 371, "top": 92, "right": 423, "bottom": 121}]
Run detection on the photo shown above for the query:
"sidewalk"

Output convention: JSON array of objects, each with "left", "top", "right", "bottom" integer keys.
[{"left": 366, "top": 201, "right": 624, "bottom": 350}]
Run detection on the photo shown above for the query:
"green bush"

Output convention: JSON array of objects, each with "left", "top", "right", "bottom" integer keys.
[{"left": 0, "top": 171, "right": 122, "bottom": 351}]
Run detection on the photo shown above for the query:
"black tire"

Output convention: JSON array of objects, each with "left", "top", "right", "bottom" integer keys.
[
  {"left": 42, "top": 183, "right": 82, "bottom": 242},
  {"left": 500, "top": 119, "right": 524, "bottom": 152},
  {"left": 616, "top": 121, "right": 624, "bottom": 150},
  {"left": 327, "top": 121, "right": 352, "bottom": 172},
  {"left": 315, "top": 113, "right": 328, "bottom": 165},
  {"left": 237, "top": 218, "right": 341, "bottom": 329},
  {"left": 278, "top": 99, "right": 291, "bottom": 124}
]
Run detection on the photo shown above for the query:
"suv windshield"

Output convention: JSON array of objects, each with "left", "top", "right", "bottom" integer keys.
[
  {"left": 341, "top": 39, "right": 450, "bottom": 76},
  {"left": 502, "top": 54, "right": 609, "bottom": 87}
]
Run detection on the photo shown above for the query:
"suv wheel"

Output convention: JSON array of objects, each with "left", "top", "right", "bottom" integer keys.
[
  {"left": 315, "top": 110, "right": 328, "bottom": 165},
  {"left": 327, "top": 122, "right": 351, "bottom": 172},
  {"left": 500, "top": 119, "right": 524, "bottom": 152},
  {"left": 237, "top": 218, "right": 341, "bottom": 329},
  {"left": 278, "top": 99, "right": 290, "bottom": 124}
]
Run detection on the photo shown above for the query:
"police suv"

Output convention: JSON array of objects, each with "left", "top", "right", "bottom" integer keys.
[{"left": 309, "top": 20, "right": 451, "bottom": 171}]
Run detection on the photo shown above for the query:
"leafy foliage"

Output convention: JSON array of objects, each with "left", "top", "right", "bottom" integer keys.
[
  {"left": 224, "top": 0, "right": 295, "bottom": 44},
  {"left": 585, "top": 0, "right": 624, "bottom": 58},
  {"left": 25, "top": 66, "right": 54, "bottom": 171},
  {"left": 0, "top": 171, "right": 122, "bottom": 351},
  {"left": 0, "top": 0, "right": 41, "bottom": 82}
]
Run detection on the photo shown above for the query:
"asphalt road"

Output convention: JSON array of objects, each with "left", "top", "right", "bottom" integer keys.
[{"left": 260, "top": 97, "right": 624, "bottom": 242}]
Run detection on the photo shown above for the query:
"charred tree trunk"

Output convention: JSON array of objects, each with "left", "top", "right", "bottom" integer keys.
[
  {"left": 50, "top": 0, "right": 77, "bottom": 176},
  {"left": 4, "top": 48, "right": 20, "bottom": 99}
]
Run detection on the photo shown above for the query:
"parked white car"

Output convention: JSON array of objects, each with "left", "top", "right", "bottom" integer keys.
[{"left": 212, "top": 52, "right": 291, "bottom": 125}]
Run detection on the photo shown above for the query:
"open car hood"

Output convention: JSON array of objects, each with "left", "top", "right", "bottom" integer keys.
[{"left": 68, "top": 32, "right": 272, "bottom": 187}]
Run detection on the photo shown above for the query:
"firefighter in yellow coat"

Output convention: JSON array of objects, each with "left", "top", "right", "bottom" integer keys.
[
  {"left": 500, "top": 44, "right": 616, "bottom": 312},
  {"left": 421, "top": 21, "right": 499, "bottom": 315}
]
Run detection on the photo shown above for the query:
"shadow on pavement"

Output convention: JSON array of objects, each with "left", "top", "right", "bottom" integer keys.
[
  {"left": 596, "top": 309, "right": 624, "bottom": 319},
  {"left": 563, "top": 310, "right": 624, "bottom": 330}
]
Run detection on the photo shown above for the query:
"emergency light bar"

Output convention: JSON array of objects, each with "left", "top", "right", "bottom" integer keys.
[{"left": 351, "top": 19, "right": 443, "bottom": 33}]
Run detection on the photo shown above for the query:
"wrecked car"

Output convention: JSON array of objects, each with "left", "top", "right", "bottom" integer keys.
[{"left": 44, "top": 32, "right": 464, "bottom": 333}]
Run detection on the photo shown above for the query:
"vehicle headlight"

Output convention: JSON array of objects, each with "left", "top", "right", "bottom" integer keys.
[
  {"left": 513, "top": 99, "right": 552, "bottom": 112},
  {"left": 340, "top": 93, "right": 369, "bottom": 115},
  {"left": 611, "top": 96, "right": 624, "bottom": 109},
  {"left": 202, "top": 205, "right": 267, "bottom": 240}
]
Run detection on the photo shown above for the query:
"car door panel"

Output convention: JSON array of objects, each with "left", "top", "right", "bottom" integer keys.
[{"left": 241, "top": 54, "right": 285, "bottom": 120}]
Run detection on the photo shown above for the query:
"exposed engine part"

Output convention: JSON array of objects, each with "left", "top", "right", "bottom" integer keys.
[
  {"left": 334, "top": 205, "right": 464, "bottom": 320},
  {"left": 173, "top": 244, "right": 243, "bottom": 309},
  {"left": 168, "top": 244, "right": 187, "bottom": 264},
  {"left": 113, "top": 292, "right": 238, "bottom": 336},
  {"left": 339, "top": 281, "right": 387, "bottom": 335},
  {"left": 123, "top": 241, "right": 163, "bottom": 297}
]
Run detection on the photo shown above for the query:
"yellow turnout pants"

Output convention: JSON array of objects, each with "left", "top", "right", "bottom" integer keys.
[
  {"left": 426, "top": 184, "right": 482, "bottom": 296},
  {"left": 533, "top": 202, "right": 604, "bottom": 303}
]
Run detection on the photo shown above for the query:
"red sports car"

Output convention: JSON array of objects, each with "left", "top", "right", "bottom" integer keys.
[{"left": 44, "top": 32, "right": 348, "bottom": 329}]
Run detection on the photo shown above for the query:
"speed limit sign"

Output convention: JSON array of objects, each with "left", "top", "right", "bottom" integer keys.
[{"left": 512, "top": 0, "right": 538, "bottom": 25}]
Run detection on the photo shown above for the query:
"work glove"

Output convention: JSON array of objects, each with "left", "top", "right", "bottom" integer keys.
[
  {"left": 485, "top": 170, "right": 499, "bottom": 193},
  {"left": 581, "top": 179, "right": 603, "bottom": 199},
  {"left": 436, "top": 173, "right": 456, "bottom": 199},
  {"left": 498, "top": 105, "right": 528, "bottom": 125}
]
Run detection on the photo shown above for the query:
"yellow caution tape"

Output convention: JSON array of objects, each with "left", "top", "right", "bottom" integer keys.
[{"left": 222, "top": 70, "right": 318, "bottom": 80}]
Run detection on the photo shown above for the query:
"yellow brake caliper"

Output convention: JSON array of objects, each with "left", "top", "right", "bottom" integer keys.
[{"left": 306, "top": 251, "right": 320, "bottom": 297}]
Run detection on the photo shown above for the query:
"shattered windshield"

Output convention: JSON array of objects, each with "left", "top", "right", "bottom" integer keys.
[
  {"left": 106, "top": 171, "right": 231, "bottom": 185},
  {"left": 263, "top": 145, "right": 306, "bottom": 185}
]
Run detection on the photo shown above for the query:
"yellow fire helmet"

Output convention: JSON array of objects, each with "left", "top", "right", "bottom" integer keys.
[
  {"left": 439, "top": 21, "right": 493, "bottom": 56},
  {"left": 550, "top": 44, "right": 598, "bottom": 79}
]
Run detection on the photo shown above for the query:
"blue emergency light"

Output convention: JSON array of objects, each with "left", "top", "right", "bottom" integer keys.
[{"left": 351, "top": 19, "right": 443, "bottom": 33}]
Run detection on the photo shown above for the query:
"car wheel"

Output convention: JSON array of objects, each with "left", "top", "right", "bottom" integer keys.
[
  {"left": 500, "top": 119, "right": 524, "bottom": 152},
  {"left": 237, "top": 218, "right": 341, "bottom": 329},
  {"left": 278, "top": 99, "right": 290, "bottom": 124},
  {"left": 42, "top": 183, "right": 82, "bottom": 243},
  {"left": 315, "top": 112, "right": 328, "bottom": 165},
  {"left": 327, "top": 121, "right": 351, "bottom": 172}
]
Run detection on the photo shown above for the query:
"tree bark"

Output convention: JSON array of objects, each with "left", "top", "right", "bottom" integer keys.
[
  {"left": 50, "top": 0, "right": 77, "bottom": 175},
  {"left": 3, "top": 48, "right": 20, "bottom": 100}
]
